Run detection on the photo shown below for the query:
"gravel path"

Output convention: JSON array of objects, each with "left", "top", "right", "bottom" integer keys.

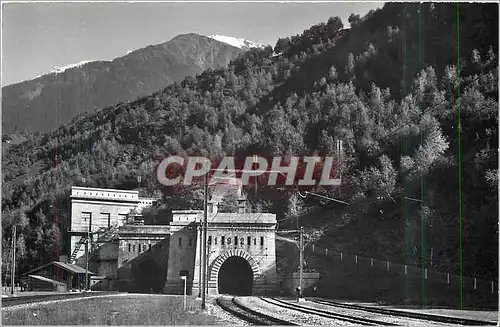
[
  {"left": 205, "top": 296, "right": 251, "bottom": 326},
  {"left": 384, "top": 307, "right": 499, "bottom": 323},
  {"left": 296, "top": 299, "right": 454, "bottom": 326},
  {"left": 237, "top": 296, "right": 359, "bottom": 326},
  {"left": 2, "top": 293, "right": 125, "bottom": 311}
]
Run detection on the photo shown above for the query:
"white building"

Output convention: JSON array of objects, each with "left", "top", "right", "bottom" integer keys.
[{"left": 68, "top": 186, "right": 159, "bottom": 264}]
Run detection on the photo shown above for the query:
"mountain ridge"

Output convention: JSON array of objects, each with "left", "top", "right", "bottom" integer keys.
[
  {"left": 18, "top": 33, "right": 267, "bottom": 84},
  {"left": 2, "top": 33, "right": 245, "bottom": 133}
]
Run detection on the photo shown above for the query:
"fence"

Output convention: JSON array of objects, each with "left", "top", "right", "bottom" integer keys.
[
  {"left": 2, "top": 284, "right": 23, "bottom": 294},
  {"left": 305, "top": 244, "right": 497, "bottom": 308}
]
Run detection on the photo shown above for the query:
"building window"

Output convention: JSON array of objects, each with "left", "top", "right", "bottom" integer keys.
[
  {"left": 208, "top": 236, "right": 212, "bottom": 245},
  {"left": 82, "top": 212, "right": 92, "bottom": 230},
  {"left": 133, "top": 245, "right": 136, "bottom": 252},
  {"left": 138, "top": 244, "right": 141, "bottom": 253},
  {"left": 179, "top": 238, "right": 182, "bottom": 247},
  {"left": 254, "top": 238, "right": 256, "bottom": 246},
  {"left": 149, "top": 244, "right": 152, "bottom": 251},
  {"left": 234, "top": 236, "right": 238, "bottom": 246},
  {"left": 221, "top": 236, "right": 225, "bottom": 245},
  {"left": 100, "top": 213, "right": 111, "bottom": 228},
  {"left": 247, "top": 236, "right": 251, "bottom": 246},
  {"left": 128, "top": 244, "right": 131, "bottom": 252},
  {"left": 214, "top": 237, "right": 217, "bottom": 245},
  {"left": 118, "top": 214, "right": 128, "bottom": 225},
  {"left": 260, "top": 237, "right": 264, "bottom": 246}
]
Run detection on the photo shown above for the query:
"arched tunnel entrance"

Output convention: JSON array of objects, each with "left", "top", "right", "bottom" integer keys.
[
  {"left": 132, "top": 259, "right": 165, "bottom": 293},
  {"left": 218, "top": 256, "right": 253, "bottom": 295}
]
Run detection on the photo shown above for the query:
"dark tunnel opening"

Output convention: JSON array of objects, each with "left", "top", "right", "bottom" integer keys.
[{"left": 218, "top": 256, "right": 253, "bottom": 295}]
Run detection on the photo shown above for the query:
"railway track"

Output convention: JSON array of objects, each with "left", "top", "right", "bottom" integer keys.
[
  {"left": 309, "top": 298, "right": 497, "bottom": 326},
  {"left": 261, "top": 297, "right": 398, "bottom": 326},
  {"left": 216, "top": 295, "right": 297, "bottom": 325},
  {"left": 2, "top": 291, "right": 118, "bottom": 307}
]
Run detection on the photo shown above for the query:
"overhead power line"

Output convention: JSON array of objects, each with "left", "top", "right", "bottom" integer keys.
[{"left": 298, "top": 190, "right": 349, "bottom": 205}]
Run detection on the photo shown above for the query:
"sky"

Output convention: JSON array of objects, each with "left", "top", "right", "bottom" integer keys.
[{"left": 1, "top": 1, "right": 383, "bottom": 86}]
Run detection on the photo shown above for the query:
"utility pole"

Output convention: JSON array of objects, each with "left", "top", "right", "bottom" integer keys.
[
  {"left": 85, "top": 229, "right": 90, "bottom": 291},
  {"left": 11, "top": 226, "right": 16, "bottom": 295},
  {"left": 182, "top": 275, "right": 187, "bottom": 310},
  {"left": 201, "top": 172, "right": 208, "bottom": 310},
  {"left": 205, "top": 240, "right": 209, "bottom": 296},
  {"left": 337, "top": 139, "right": 343, "bottom": 179},
  {"left": 197, "top": 224, "right": 202, "bottom": 298},
  {"left": 299, "top": 226, "right": 304, "bottom": 299},
  {"left": 253, "top": 155, "right": 258, "bottom": 197},
  {"left": 205, "top": 176, "right": 211, "bottom": 297}
]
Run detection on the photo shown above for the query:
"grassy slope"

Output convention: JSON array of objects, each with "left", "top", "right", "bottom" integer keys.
[{"left": 2, "top": 294, "right": 219, "bottom": 325}]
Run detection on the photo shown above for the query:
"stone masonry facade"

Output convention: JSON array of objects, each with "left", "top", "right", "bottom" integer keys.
[{"left": 69, "top": 186, "right": 278, "bottom": 295}]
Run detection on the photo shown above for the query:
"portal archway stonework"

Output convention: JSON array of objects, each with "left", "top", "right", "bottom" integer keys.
[
  {"left": 164, "top": 210, "right": 278, "bottom": 295},
  {"left": 209, "top": 249, "right": 261, "bottom": 284}
]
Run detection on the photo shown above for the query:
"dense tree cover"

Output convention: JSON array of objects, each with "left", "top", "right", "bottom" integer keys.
[{"left": 2, "top": 3, "right": 498, "bottom": 280}]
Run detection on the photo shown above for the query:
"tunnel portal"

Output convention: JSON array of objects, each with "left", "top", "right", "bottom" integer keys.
[{"left": 217, "top": 256, "right": 253, "bottom": 295}]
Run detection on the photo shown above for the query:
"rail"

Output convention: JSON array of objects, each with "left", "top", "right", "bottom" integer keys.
[
  {"left": 216, "top": 295, "right": 296, "bottom": 325},
  {"left": 310, "top": 298, "right": 497, "bottom": 326},
  {"left": 262, "top": 297, "right": 397, "bottom": 326}
]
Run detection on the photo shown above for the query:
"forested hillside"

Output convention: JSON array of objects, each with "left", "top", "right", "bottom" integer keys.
[{"left": 2, "top": 3, "right": 498, "bottom": 282}]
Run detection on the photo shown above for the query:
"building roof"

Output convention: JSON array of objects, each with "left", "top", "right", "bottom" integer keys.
[
  {"left": 70, "top": 186, "right": 140, "bottom": 204},
  {"left": 171, "top": 210, "right": 203, "bottom": 214},
  {"left": 118, "top": 224, "right": 171, "bottom": 236},
  {"left": 138, "top": 197, "right": 158, "bottom": 202},
  {"left": 28, "top": 275, "right": 67, "bottom": 286},
  {"left": 53, "top": 261, "right": 93, "bottom": 274},
  {"left": 24, "top": 261, "right": 95, "bottom": 276},
  {"left": 71, "top": 186, "right": 138, "bottom": 194},
  {"left": 171, "top": 210, "right": 276, "bottom": 224},
  {"left": 209, "top": 213, "right": 276, "bottom": 224}
]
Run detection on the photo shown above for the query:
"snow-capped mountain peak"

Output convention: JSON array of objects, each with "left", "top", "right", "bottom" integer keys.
[
  {"left": 31, "top": 60, "right": 106, "bottom": 80},
  {"left": 207, "top": 34, "right": 268, "bottom": 50},
  {"left": 31, "top": 61, "right": 91, "bottom": 80},
  {"left": 50, "top": 60, "right": 91, "bottom": 74}
]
